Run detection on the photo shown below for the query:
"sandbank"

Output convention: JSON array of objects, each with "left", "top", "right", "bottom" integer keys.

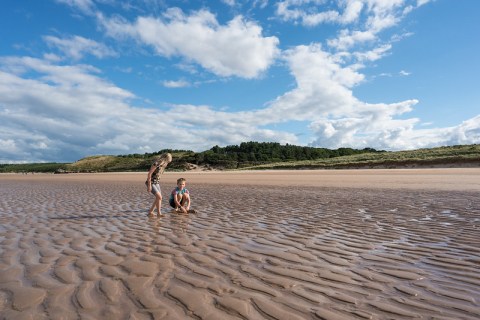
[{"left": 0, "top": 169, "right": 479, "bottom": 319}]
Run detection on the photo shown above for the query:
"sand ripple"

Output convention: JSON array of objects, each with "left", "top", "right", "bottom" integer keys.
[{"left": 0, "top": 177, "right": 479, "bottom": 319}]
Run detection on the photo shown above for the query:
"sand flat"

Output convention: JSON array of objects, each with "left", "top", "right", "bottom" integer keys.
[
  {"left": 3, "top": 167, "right": 480, "bottom": 190},
  {"left": 0, "top": 169, "right": 479, "bottom": 319}
]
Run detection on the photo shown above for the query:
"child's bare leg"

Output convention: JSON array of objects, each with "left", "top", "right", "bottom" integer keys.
[
  {"left": 181, "top": 194, "right": 189, "bottom": 213},
  {"left": 182, "top": 194, "right": 190, "bottom": 211},
  {"left": 175, "top": 194, "right": 187, "bottom": 213},
  {"left": 155, "top": 193, "right": 163, "bottom": 216},
  {"left": 175, "top": 194, "right": 182, "bottom": 205},
  {"left": 180, "top": 194, "right": 192, "bottom": 213},
  {"left": 148, "top": 193, "right": 162, "bottom": 216},
  {"left": 148, "top": 200, "right": 156, "bottom": 216}
]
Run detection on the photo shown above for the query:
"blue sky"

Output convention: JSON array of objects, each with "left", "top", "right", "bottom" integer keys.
[{"left": 1, "top": 0, "right": 479, "bottom": 163}]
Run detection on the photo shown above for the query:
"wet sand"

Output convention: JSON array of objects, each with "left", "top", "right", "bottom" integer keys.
[{"left": 0, "top": 169, "right": 479, "bottom": 319}]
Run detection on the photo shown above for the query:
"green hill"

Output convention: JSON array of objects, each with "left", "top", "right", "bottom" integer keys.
[
  {"left": 1, "top": 143, "right": 479, "bottom": 173},
  {"left": 241, "top": 144, "right": 480, "bottom": 170}
]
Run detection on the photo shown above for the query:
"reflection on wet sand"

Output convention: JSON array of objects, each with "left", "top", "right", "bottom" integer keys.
[{"left": 0, "top": 175, "right": 479, "bottom": 319}]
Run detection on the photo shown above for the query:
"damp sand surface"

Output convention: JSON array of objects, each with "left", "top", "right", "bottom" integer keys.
[{"left": 1, "top": 169, "right": 479, "bottom": 319}]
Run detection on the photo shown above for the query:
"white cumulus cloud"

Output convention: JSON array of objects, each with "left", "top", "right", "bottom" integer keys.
[
  {"left": 0, "top": 56, "right": 296, "bottom": 162},
  {"left": 162, "top": 80, "right": 190, "bottom": 88},
  {"left": 98, "top": 8, "right": 279, "bottom": 78},
  {"left": 43, "top": 35, "right": 117, "bottom": 60}
]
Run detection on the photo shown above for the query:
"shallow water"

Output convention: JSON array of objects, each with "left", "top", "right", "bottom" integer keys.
[{"left": 0, "top": 178, "right": 479, "bottom": 319}]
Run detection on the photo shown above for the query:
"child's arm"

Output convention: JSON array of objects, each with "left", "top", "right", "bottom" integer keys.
[{"left": 146, "top": 165, "right": 156, "bottom": 192}]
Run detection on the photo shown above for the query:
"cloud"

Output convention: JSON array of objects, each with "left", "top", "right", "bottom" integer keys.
[
  {"left": 0, "top": 56, "right": 296, "bottom": 162},
  {"left": 353, "top": 44, "right": 392, "bottom": 62},
  {"left": 221, "top": 0, "right": 236, "bottom": 6},
  {"left": 276, "top": 0, "right": 365, "bottom": 26},
  {"left": 328, "top": 29, "right": 377, "bottom": 50},
  {"left": 258, "top": 43, "right": 364, "bottom": 123},
  {"left": 308, "top": 104, "right": 422, "bottom": 150},
  {"left": 306, "top": 106, "right": 480, "bottom": 151},
  {"left": 253, "top": 0, "right": 269, "bottom": 9},
  {"left": 43, "top": 35, "right": 116, "bottom": 60},
  {"left": 98, "top": 8, "right": 280, "bottom": 78},
  {"left": 253, "top": 41, "right": 479, "bottom": 151},
  {"left": 0, "top": 52, "right": 478, "bottom": 163},
  {"left": 417, "top": 0, "right": 432, "bottom": 6},
  {"left": 275, "top": 0, "right": 421, "bottom": 52},
  {"left": 189, "top": 37, "right": 478, "bottom": 152},
  {"left": 162, "top": 80, "right": 190, "bottom": 88},
  {"left": 0, "top": 56, "right": 135, "bottom": 161},
  {"left": 55, "top": 0, "right": 95, "bottom": 15},
  {"left": 448, "top": 116, "right": 480, "bottom": 145}
]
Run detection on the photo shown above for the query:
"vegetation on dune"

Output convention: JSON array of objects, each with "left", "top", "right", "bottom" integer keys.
[
  {"left": 241, "top": 144, "right": 480, "bottom": 170},
  {"left": 0, "top": 143, "right": 479, "bottom": 173},
  {"left": 67, "top": 155, "right": 147, "bottom": 172},
  {"left": 197, "top": 142, "right": 381, "bottom": 169},
  {"left": 0, "top": 162, "right": 69, "bottom": 173}
]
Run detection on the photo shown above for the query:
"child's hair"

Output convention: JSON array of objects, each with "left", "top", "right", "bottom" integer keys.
[
  {"left": 155, "top": 152, "right": 172, "bottom": 174},
  {"left": 177, "top": 178, "right": 186, "bottom": 184},
  {"left": 156, "top": 153, "right": 172, "bottom": 166}
]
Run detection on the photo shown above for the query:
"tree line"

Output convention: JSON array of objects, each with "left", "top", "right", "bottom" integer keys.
[
  {"left": 119, "top": 142, "right": 381, "bottom": 169},
  {"left": 193, "top": 142, "right": 381, "bottom": 168}
]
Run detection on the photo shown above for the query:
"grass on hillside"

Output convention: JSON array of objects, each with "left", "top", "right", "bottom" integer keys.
[
  {"left": 240, "top": 144, "right": 480, "bottom": 170},
  {"left": 1, "top": 144, "right": 478, "bottom": 173},
  {"left": 65, "top": 151, "right": 193, "bottom": 172},
  {"left": 0, "top": 162, "right": 69, "bottom": 173},
  {"left": 66, "top": 155, "right": 148, "bottom": 172}
]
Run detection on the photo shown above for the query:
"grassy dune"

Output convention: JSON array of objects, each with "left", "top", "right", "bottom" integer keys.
[
  {"left": 66, "top": 155, "right": 148, "bottom": 172},
  {"left": 241, "top": 144, "right": 480, "bottom": 170},
  {"left": 1, "top": 144, "right": 479, "bottom": 173}
]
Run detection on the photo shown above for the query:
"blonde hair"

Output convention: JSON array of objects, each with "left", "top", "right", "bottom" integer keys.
[
  {"left": 177, "top": 177, "right": 186, "bottom": 184},
  {"left": 154, "top": 153, "right": 172, "bottom": 174}
]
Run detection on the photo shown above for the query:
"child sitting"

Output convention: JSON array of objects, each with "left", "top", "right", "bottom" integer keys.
[{"left": 169, "top": 178, "right": 196, "bottom": 214}]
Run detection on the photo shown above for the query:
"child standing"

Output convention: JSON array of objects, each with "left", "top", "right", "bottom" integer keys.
[
  {"left": 146, "top": 153, "right": 172, "bottom": 217},
  {"left": 169, "top": 178, "right": 195, "bottom": 214}
]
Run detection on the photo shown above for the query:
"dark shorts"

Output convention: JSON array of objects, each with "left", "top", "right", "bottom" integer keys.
[{"left": 170, "top": 197, "right": 187, "bottom": 208}]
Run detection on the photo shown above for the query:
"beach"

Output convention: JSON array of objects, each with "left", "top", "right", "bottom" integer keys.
[{"left": 1, "top": 169, "right": 479, "bottom": 319}]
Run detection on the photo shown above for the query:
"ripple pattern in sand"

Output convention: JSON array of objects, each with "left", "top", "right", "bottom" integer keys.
[{"left": 0, "top": 179, "right": 479, "bottom": 319}]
